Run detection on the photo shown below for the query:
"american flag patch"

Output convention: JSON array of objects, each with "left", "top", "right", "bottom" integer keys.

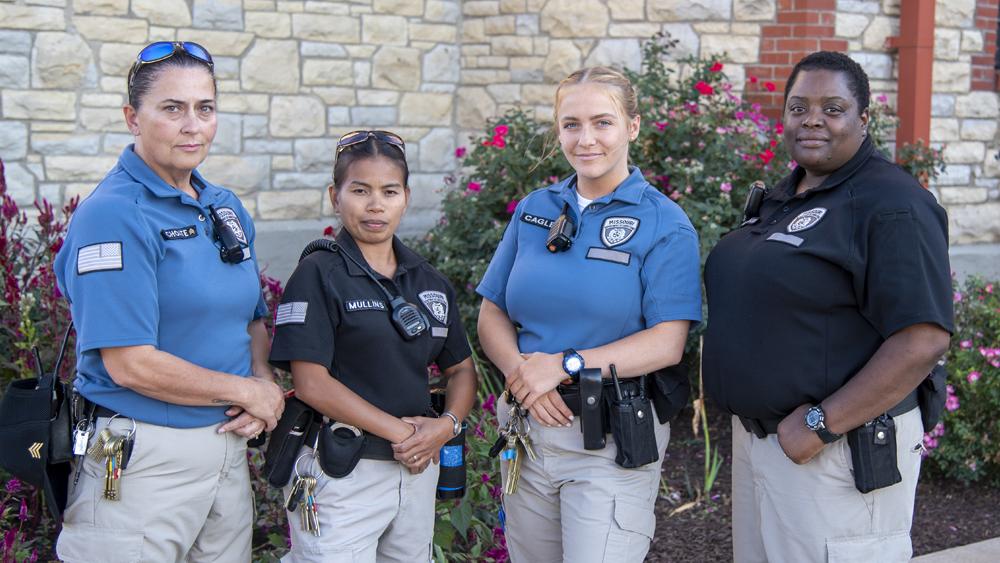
[
  {"left": 275, "top": 302, "right": 308, "bottom": 326},
  {"left": 77, "top": 242, "right": 123, "bottom": 274}
]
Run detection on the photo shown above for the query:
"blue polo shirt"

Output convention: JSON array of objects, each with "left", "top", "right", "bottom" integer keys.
[
  {"left": 477, "top": 167, "right": 702, "bottom": 354},
  {"left": 54, "top": 145, "right": 268, "bottom": 428}
]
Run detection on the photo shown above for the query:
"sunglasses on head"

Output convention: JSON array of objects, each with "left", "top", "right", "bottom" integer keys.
[
  {"left": 336, "top": 130, "right": 406, "bottom": 155},
  {"left": 127, "top": 41, "right": 214, "bottom": 91}
]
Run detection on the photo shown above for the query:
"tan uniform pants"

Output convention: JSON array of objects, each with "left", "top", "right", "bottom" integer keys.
[
  {"left": 732, "top": 407, "right": 924, "bottom": 563},
  {"left": 281, "top": 449, "right": 439, "bottom": 563},
  {"left": 57, "top": 416, "right": 252, "bottom": 563},
  {"left": 497, "top": 396, "right": 670, "bottom": 563}
]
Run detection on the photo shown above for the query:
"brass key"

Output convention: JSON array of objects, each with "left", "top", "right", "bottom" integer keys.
[
  {"left": 301, "top": 476, "right": 320, "bottom": 537},
  {"left": 502, "top": 432, "right": 522, "bottom": 495}
]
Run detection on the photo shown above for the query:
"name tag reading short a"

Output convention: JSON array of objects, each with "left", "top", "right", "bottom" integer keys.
[
  {"left": 76, "top": 242, "right": 123, "bottom": 275},
  {"left": 160, "top": 225, "right": 197, "bottom": 241},
  {"left": 345, "top": 299, "right": 387, "bottom": 313}
]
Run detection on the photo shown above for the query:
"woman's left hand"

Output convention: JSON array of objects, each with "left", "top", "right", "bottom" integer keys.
[
  {"left": 506, "top": 352, "right": 566, "bottom": 410},
  {"left": 217, "top": 406, "right": 267, "bottom": 438},
  {"left": 776, "top": 403, "right": 826, "bottom": 464},
  {"left": 392, "top": 416, "right": 453, "bottom": 469}
]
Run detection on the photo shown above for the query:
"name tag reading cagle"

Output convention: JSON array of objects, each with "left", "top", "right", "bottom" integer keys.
[
  {"left": 520, "top": 213, "right": 554, "bottom": 229},
  {"left": 345, "top": 299, "right": 387, "bottom": 312}
]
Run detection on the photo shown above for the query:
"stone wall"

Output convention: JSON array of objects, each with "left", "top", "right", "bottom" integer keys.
[{"left": 0, "top": 0, "right": 997, "bottom": 246}]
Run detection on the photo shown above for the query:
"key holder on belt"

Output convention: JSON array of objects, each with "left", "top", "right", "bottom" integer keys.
[
  {"left": 300, "top": 239, "right": 429, "bottom": 340},
  {"left": 579, "top": 368, "right": 605, "bottom": 450}
]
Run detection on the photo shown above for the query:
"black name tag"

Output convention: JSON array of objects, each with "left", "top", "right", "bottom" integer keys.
[
  {"left": 345, "top": 299, "right": 387, "bottom": 312},
  {"left": 520, "top": 213, "right": 554, "bottom": 229},
  {"left": 161, "top": 226, "right": 197, "bottom": 240}
]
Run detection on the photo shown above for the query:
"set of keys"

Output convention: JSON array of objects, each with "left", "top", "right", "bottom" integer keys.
[
  {"left": 86, "top": 427, "right": 134, "bottom": 501},
  {"left": 286, "top": 451, "right": 322, "bottom": 537},
  {"left": 489, "top": 393, "right": 536, "bottom": 495}
]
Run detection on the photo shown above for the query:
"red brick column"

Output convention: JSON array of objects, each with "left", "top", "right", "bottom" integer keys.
[
  {"left": 744, "top": 0, "right": 848, "bottom": 119},
  {"left": 971, "top": 0, "right": 999, "bottom": 91}
]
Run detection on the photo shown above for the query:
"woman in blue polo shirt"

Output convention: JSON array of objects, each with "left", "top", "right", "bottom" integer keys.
[
  {"left": 477, "top": 66, "right": 702, "bottom": 562},
  {"left": 53, "top": 42, "right": 284, "bottom": 561}
]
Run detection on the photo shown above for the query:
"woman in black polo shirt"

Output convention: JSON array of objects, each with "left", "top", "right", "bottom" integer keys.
[
  {"left": 268, "top": 131, "right": 477, "bottom": 562},
  {"left": 703, "top": 52, "right": 952, "bottom": 562}
]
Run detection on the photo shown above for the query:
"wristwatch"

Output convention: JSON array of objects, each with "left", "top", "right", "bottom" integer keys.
[
  {"left": 442, "top": 410, "right": 461, "bottom": 437},
  {"left": 562, "top": 349, "right": 585, "bottom": 383},
  {"left": 804, "top": 405, "right": 842, "bottom": 444}
]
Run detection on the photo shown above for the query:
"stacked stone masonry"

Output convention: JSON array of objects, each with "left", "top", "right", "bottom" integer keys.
[{"left": 0, "top": 0, "right": 997, "bottom": 243}]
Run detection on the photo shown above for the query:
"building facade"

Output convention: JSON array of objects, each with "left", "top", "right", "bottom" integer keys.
[{"left": 0, "top": 0, "right": 997, "bottom": 265}]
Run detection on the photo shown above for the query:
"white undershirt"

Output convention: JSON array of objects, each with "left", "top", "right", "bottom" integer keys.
[{"left": 575, "top": 190, "right": 593, "bottom": 214}]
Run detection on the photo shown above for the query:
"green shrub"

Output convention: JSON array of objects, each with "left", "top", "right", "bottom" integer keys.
[{"left": 923, "top": 276, "right": 1000, "bottom": 484}]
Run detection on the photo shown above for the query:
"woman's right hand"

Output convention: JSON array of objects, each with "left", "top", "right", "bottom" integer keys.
[{"left": 240, "top": 377, "right": 285, "bottom": 431}]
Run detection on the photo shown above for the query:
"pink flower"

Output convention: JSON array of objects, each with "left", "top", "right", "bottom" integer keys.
[
  {"left": 758, "top": 149, "right": 775, "bottom": 165},
  {"left": 986, "top": 284, "right": 993, "bottom": 293},
  {"left": 720, "top": 182, "right": 732, "bottom": 193},
  {"left": 669, "top": 191, "right": 682, "bottom": 201},
  {"left": 481, "top": 473, "right": 491, "bottom": 483},
  {"left": 467, "top": 182, "right": 481, "bottom": 192},
  {"left": 694, "top": 81, "right": 714, "bottom": 96},
  {"left": 492, "top": 134, "right": 506, "bottom": 148},
  {"left": 953, "top": 291, "right": 963, "bottom": 302},
  {"left": 734, "top": 110, "right": 745, "bottom": 120},
  {"left": 945, "top": 384, "right": 959, "bottom": 412},
  {"left": 960, "top": 340, "right": 972, "bottom": 349},
  {"left": 655, "top": 122, "right": 667, "bottom": 131},
  {"left": 967, "top": 371, "right": 980, "bottom": 383},
  {"left": 749, "top": 75, "right": 758, "bottom": 84},
  {"left": 505, "top": 199, "right": 519, "bottom": 214},
  {"left": 5, "top": 478, "right": 22, "bottom": 494},
  {"left": 764, "top": 81, "right": 776, "bottom": 92},
  {"left": 494, "top": 124, "right": 509, "bottom": 136},
  {"left": 483, "top": 393, "right": 496, "bottom": 415},
  {"left": 18, "top": 498, "right": 28, "bottom": 522},
  {"left": 322, "top": 225, "right": 335, "bottom": 237},
  {"left": 547, "top": 176, "right": 560, "bottom": 184},
  {"left": 710, "top": 61, "right": 724, "bottom": 72},
  {"left": 774, "top": 122, "right": 784, "bottom": 135},
  {"left": 455, "top": 147, "right": 467, "bottom": 158},
  {"left": 877, "top": 93, "right": 888, "bottom": 103}
]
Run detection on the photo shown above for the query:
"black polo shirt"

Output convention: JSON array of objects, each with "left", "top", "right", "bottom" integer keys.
[
  {"left": 703, "top": 137, "right": 954, "bottom": 420},
  {"left": 269, "top": 230, "right": 472, "bottom": 418}
]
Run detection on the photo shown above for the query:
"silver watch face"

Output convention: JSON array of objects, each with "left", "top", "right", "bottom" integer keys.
[
  {"left": 805, "top": 407, "right": 823, "bottom": 429},
  {"left": 564, "top": 355, "right": 583, "bottom": 373}
]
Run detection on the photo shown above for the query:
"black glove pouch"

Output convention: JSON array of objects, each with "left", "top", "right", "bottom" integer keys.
[
  {"left": 316, "top": 422, "right": 366, "bottom": 478},
  {"left": 917, "top": 364, "right": 948, "bottom": 432},
  {"left": 263, "top": 397, "right": 315, "bottom": 488},
  {"left": 846, "top": 414, "right": 901, "bottom": 494},
  {"left": 609, "top": 376, "right": 659, "bottom": 469},
  {"left": 648, "top": 364, "right": 691, "bottom": 424}
]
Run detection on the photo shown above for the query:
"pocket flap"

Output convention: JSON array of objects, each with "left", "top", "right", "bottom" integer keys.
[
  {"left": 57, "top": 525, "right": 144, "bottom": 563},
  {"left": 612, "top": 496, "right": 655, "bottom": 540},
  {"left": 827, "top": 530, "right": 911, "bottom": 563}
]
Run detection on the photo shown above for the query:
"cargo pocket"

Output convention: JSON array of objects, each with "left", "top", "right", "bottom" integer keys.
[
  {"left": 602, "top": 496, "right": 655, "bottom": 562},
  {"left": 827, "top": 530, "right": 911, "bottom": 563},
  {"left": 56, "top": 524, "right": 144, "bottom": 563}
]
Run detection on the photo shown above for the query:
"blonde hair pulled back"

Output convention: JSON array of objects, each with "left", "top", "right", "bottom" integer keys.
[{"left": 553, "top": 66, "right": 639, "bottom": 123}]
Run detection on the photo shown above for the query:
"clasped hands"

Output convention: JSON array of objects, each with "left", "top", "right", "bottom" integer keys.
[
  {"left": 505, "top": 352, "right": 574, "bottom": 428},
  {"left": 391, "top": 416, "right": 454, "bottom": 474}
]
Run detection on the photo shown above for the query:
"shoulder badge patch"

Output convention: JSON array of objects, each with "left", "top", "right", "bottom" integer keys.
[
  {"left": 419, "top": 290, "right": 449, "bottom": 324},
  {"left": 213, "top": 207, "right": 247, "bottom": 245},
  {"left": 77, "top": 242, "right": 123, "bottom": 274},
  {"left": 787, "top": 208, "right": 827, "bottom": 233},
  {"left": 275, "top": 302, "right": 308, "bottom": 325},
  {"left": 601, "top": 216, "right": 640, "bottom": 247},
  {"left": 161, "top": 225, "right": 197, "bottom": 241}
]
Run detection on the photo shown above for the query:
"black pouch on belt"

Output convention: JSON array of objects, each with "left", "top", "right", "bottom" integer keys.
[
  {"left": 608, "top": 367, "right": 659, "bottom": 469},
  {"left": 648, "top": 364, "right": 691, "bottom": 424},
  {"left": 846, "top": 413, "right": 902, "bottom": 493},
  {"left": 317, "top": 422, "right": 366, "bottom": 478},
  {"left": 263, "top": 396, "right": 315, "bottom": 488},
  {"left": 579, "top": 368, "right": 606, "bottom": 450},
  {"left": 917, "top": 363, "right": 948, "bottom": 432}
]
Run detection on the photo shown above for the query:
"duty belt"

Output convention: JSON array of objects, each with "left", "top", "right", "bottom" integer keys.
[
  {"left": 738, "top": 389, "right": 920, "bottom": 439},
  {"left": 556, "top": 378, "right": 644, "bottom": 418}
]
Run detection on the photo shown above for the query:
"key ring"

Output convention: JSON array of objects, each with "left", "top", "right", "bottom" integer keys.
[{"left": 106, "top": 413, "right": 138, "bottom": 441}]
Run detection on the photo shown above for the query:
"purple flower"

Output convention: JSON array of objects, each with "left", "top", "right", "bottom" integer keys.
[
  {"left": 967, "top": 371, "right": 980, "bottom": 383},
  {"left": 483, "top": 393, "right": 496, "bottom": 416},
  {"left": 4, "top": 528, "right": 15, "bottom": 552},
  {"left": 481, "top": 473, "right": 491, "bottom": 483},
  {"left": 5, "top": 478, "right": 22, "bottom": 494},
  {"left": 18, "top": 498, "right": 28, "bottom": 522},
  {"left": 720, "top": 182, "right": 732, "bottom": 193}
]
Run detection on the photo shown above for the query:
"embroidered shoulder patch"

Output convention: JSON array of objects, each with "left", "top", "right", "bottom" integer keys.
[
  {"left": 600, "top": 217, "right": 640, "bottom": 247},
  {"left": 520, "top": 213, "right": 554, "bottom": 230},
  {"left": 161, "top": 226, "right": 198, "bottom": 241},
  {"left": 275, "top": 302, "right": 308, "bottom": 325},
  {"left": 787, "top": 208, "right": 827, "bottom": 233},
  {"left": 77, "top": 242, "right": 123, "bottom": 274},
  {"left": 213, "top": 207, "right": 248, "bottom": 245},
  {"left": 419, "top": 290, "right": 449, "bottom": 324}
]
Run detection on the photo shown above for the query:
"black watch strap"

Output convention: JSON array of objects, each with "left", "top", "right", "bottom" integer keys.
[{"left": 815, "top": 426, "right": 841, "bottom": 444}]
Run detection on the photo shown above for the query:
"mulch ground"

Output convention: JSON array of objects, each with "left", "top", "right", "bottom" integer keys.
[{"left": 647, "top": 406, "right": 1000, "bottom": 561}]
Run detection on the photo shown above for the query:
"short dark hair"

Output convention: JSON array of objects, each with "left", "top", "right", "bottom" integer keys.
[
  {"left": 332, "top": 138, "right": 409, "bottom": 191},
  {"left": 128, "top": 52, "right": 216, "bottom": 109},
  {"left": 784, "top": 51, "right": 870, "bottom": 114}
]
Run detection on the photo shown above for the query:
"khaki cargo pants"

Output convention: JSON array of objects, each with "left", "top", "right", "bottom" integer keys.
[
  {"left": 732, "top": 407, "right": 924, "bottom": 563},
  {"left": 57, "top": 416, "right": 253, "bottom": 563},
  {"left": 497, "top": 395, "right": 670, "bottom": 563}
]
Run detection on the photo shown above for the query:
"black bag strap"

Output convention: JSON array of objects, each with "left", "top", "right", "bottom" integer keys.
[{"left": 32, "top": 323, "right": 73, "bottom": 392}]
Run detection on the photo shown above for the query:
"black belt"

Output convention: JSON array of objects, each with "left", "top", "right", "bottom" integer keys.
[
  {"left": 557, "top": 378, "right": 644, "bottom": 417},
  {"left": 738, "top": 390, "right": 920, "bottom": 439},
  {"left": 302, "top": 420, "right": 395, "bottom": 461},
  {"left": 93, "top": 405, "right": 119, "bottom": 419}
]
